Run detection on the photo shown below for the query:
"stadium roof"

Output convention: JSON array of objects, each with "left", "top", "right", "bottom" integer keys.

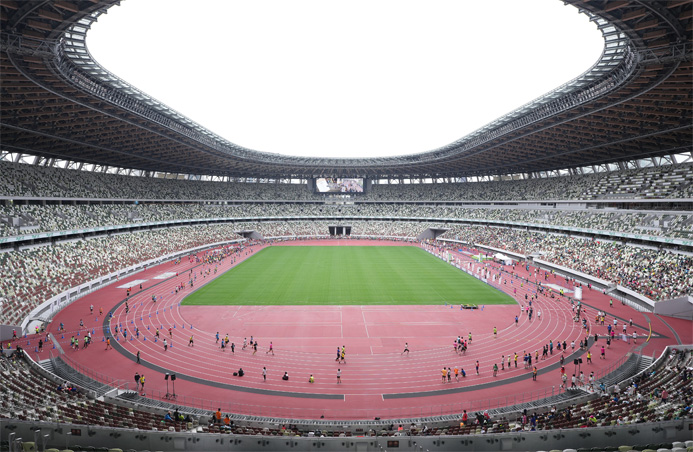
[{"left": 1, "top": 0, "right": 691, "bottom": 179}]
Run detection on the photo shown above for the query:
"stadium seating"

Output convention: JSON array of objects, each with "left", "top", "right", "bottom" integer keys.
[
  {"left": 0, "top": 353, "right": 194, "bottom": 432},
  {"left": 2, "top": 203, "right": 692, "bottom": 239},
  {"left": 0, "top": 225, "right": 242, "bottom": 325},
  {"left": 2, "top": 160, "right": 692, "bottom": 201},
  {"left": 441, "top": 226, "right": 692, "bottom": 301},
  {"left": 1, "top": 348, "right": 689, "bottom": 439}
]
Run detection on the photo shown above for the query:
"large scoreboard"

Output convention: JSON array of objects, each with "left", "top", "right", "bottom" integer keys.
[{"left": 314, "top": 178, "right": 364, "bottom": 193}]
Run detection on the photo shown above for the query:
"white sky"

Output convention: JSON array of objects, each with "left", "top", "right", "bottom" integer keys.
[{"left": 87, "top": 0, "right": 604, "bottom": 158}]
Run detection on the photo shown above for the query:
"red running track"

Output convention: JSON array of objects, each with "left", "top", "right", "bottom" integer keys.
[{"left": 18, "top": 239, "right": 688, "bottom": 420}]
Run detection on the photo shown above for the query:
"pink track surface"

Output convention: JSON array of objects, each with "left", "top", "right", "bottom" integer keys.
[{"left": 19, "top": 239, "right": 690, "bottom": 420}]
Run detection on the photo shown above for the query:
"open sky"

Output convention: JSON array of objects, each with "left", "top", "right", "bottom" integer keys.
[{"left": 87, "top": 0, "right": 604, "bottom": 159}]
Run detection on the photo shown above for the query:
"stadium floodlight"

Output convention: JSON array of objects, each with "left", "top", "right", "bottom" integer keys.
[
  {"left": 164, "top": 373, "right": 171, "bottom": 399},
  {"left": 170, "top": 374, "right": 177, "bottom": 400}
]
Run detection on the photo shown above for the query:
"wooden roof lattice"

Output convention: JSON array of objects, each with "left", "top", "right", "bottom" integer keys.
[{"left": 0, "top": 0, "right": 691, "bottom": 178}]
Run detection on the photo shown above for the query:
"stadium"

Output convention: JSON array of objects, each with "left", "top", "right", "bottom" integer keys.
[{"left": 1, "top": 0, "right": 692, "bottom": 451}]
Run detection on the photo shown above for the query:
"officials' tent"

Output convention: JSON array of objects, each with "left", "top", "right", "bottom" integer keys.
[{"left": 493, "top": 253, "right": 513, "bottom": 265}]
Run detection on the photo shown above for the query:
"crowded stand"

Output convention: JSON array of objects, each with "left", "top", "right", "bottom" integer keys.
[
  {"left": 367, "top": 164, "right": 693, "bottom": 201},
  {"left": 0, "top": 225, "right": 241, "bottom": 325},
  {"left": 348, "top": 220, "right": 437, "bottom": 238},
  {"left": 243, "top": 220, "right": 315, "bottom": 237},
  {"left": 2, "top": 203, "right": 692, "bottom": 239},
  {"left": 365, "top": 174, "right": 602, "bottom": 201},
  {"left": 441, "top": 225, "right": 693, "bottom": 301},
  {"left": 2, "top": 160, "right": 692, "bottom": 201},
  {"left": 581, "top": 164, "right": 693, "bottom": 200},
  {"left": 0, "top": 161, "right": 316, "bottom": 200}
]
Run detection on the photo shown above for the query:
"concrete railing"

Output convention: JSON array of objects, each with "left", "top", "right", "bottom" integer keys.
[{"left": 1, "top": 418, "right": 690, "bottom": 452}]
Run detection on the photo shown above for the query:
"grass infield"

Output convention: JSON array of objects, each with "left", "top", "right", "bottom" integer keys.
[{"left": 182, "top": 246, "right": 515, "bottom": 306}]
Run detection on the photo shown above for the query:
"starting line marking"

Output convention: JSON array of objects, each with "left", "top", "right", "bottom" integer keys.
[
  {"left": 544, "top": 283, "right": 574, "bottom": 293},
  {"left": 116, "top": 280, "right": 147, "bottom": 289}
]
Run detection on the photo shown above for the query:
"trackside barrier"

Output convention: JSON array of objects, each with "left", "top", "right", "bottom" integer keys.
[
  {"left": 140, "top": 385, "right": 566, "bottom": 420},
  {"left": 3, "top": 417, "right": 691, "bottom": 452}
]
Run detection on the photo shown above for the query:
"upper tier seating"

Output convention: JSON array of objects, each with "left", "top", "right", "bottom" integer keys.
[
  {"left": 1, "top": 203, "right": 692, "bottom": 239},
  {"left": 1, "top": 160, "right": 691, "bottom": 201}
]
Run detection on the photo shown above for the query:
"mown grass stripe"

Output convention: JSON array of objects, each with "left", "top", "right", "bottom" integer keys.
[{"left": 182, "top": 246, "right": 515, "bottom": 306}]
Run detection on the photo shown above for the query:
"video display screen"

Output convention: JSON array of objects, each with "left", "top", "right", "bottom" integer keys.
[{"left": 315, "top": 178, "right": 364, "bottom": 193}]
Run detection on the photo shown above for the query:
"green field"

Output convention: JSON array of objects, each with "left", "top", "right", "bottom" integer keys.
[{"left": 182, "top": 246, "right": 515, "bottom": 306}]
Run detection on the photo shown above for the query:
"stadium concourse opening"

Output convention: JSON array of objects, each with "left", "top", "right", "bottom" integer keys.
[
  {"left": 31, "top": 238, "right": 680, "bottom": 420},
  {"left": 328, "top": 225, "right": 351, "bottom": 236}
]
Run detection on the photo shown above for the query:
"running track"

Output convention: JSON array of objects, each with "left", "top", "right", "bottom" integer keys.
[{"left": 19, "top": 239, "right": 689, "bottom": 420}]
